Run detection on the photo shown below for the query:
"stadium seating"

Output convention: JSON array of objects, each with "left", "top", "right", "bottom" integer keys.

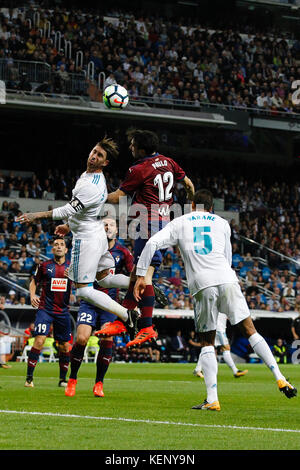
[{"left": 1, "top": 4, "right": 300, "bottom": 114}]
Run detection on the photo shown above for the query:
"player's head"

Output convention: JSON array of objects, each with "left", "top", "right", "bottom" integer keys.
[
  {"left": 103, "top": 217, "right": 118, "bottom": 241},
  {"left": 52, "top": 237, "right": 68, "bottom": 259},
  {"left": 87, "top": 137, "right": 119, "bottom": 172},
  {"left": 127, "top": 129, "right": 159, "bottom": 159},
  {"left": 192, "top": 189, "right": 214, "bottom": 212}
]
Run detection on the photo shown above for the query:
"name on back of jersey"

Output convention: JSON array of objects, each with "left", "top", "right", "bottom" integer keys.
[{"left": 152, "top": 159, "right": 168, "bottom": 170}]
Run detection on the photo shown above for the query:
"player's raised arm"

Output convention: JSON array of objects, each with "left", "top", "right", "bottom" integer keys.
[
  {"left": 16, "top": 210, "right": 53, "bottom": 224},
  {"left": 182, "top": 175, "right": 195, "bottom": 201}
]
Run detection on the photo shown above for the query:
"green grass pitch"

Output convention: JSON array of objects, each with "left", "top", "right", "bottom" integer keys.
[{"left": 0, "top": 362, "right": 299, "bottom": 450}]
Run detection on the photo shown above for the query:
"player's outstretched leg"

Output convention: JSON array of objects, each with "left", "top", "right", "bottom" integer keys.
[
  {"left": 126, "top": 281, "right": 158, "bottom": 347},
  {"left": 95, "top": 309, "right": 139, "bottom": 341},
  {"left": 239, "top": 318, "right": 297, "bottom": 399}
]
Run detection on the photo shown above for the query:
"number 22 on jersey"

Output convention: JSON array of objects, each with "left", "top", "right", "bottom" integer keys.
[{"left": 193, "top": 226, "right": 212, "bottom": 255}]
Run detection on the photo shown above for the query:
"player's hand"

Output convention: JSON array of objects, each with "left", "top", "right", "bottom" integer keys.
[
  {"left": 16, "top": 213, "right": 37, "bottom": 224},
  {"left": 30, "top": 295, "right": 40, "bottom": 308},
  {"left": 133, "top": 276, "right": 146, "bottom": 302},
  {"left": 55, "top": 224, "right": 70, "bottom": 237}
]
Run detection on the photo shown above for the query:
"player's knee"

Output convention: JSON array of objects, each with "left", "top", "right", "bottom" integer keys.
[
  {"left": 199, "top": 331, "right": 215, "bottom": 347},
  {"left": 58, "top": 341, "right": 70, "bottom": 353},
  {"left": 97, "top": 271, "right": 114, "bottom": 288},
  {"left": 76, "top": 331, "right": 89, "bottom": 346},
  {"left": 76, "top": 285, "right": 94, "bottom": 302},
  {"left": 33, "top": 335, "right": 46, "bottom": 350},
  {"left": 237, "top": 316, "right": 256, "bottom": 338},
  {"left": 96, "top": 269, "right": 110, "bottom": 282}
]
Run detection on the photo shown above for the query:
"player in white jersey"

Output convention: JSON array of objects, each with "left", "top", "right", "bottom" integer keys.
[
  {"left": 194, "top": 312, "right": 249, "bottom": 379},
  {"left": 16, "top": 138, "right": 139, "bottom": 346},
  {"left": 134, "top": 189, "right": 297, "bottom": 411}
]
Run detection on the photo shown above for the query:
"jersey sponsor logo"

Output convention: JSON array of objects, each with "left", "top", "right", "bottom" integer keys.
[
  {"left": 69, "top": 196, "right": 84, "bottom": 212},
  {"left": 51, "top": 278, "right": 68, "bottom": 292}
]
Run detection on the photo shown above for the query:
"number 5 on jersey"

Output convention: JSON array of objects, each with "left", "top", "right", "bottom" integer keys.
[{"left": 193, "top": 226, "right": 212, "bottom": 255}]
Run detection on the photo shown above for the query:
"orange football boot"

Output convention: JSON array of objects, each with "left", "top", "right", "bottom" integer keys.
[
  {"left": 126, "top": 325, "right": 158, "bottom": 347},
  {"left": 93, "top": 381, "right": 105, "bottom": 397},
  {"left": 94, "top": 320, "right": 127, "bottom": 337}
]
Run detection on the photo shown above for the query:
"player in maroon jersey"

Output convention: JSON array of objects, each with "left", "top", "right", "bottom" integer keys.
[
  {"left": 24, "top": 237, "right": 72, "bottom": 388},
  {"left": 97, "top": 129, "right": 194, "bottom": 347}
]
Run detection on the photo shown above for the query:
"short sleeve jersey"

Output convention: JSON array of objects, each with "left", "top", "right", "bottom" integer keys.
[{"left": 119, "top": 153, "right": 185, "bottom": 220}]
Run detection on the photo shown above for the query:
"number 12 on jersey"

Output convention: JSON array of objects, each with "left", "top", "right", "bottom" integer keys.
[{"left": 193, "top": 226, "right": 212, "bottom": 255}]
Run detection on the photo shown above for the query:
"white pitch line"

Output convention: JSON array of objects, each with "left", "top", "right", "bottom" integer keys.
[
  {"left": 1, "top": 376, "right": 193, "bottom": 384},
  {"left": 0, "top": 409, "right": 300, "bottom": 434}
]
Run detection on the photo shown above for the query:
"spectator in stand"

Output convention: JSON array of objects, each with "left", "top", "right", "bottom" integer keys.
[
  {"left": 272, "top": 338, "right": 288, "bottom": 364},
  {"left": 170, "top": 330, "right": 189, "bottom": 360},
  {"left": 188, "top": 331, "right": 201, "bottom": 363},
  {"left": 283, "top": 282, "right": 296, "bottom": 298}
]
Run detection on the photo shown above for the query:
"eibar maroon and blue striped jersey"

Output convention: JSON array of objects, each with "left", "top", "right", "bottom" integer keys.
[
  {"left": 96, "top": 240, "right": 133, "bottom": 300},
  {"left": 34, "top": 259, "right": 71, "bottom": 314}
]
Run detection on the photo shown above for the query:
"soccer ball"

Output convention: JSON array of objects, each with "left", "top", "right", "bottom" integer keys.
[{"left": 103, "top": 84, "right": 129, "bottom": 110}]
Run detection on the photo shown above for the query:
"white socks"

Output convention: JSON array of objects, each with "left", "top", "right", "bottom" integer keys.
[
  {"left": 195, "top": 352, "right": 202, "bottom": 373},
  {"left": 97, "top": 273, "right": 130, "bottom": 290},
  {"left": 200, "top": 346, "right": 218, "bottom": 403},
  {"left": 248, "top": 332, "right": 284, "bottom": 381},
  {"left": 76, "top": 285, "right": 128, "bottom": 322},
  {"left": 196, "top": 349, "right": 238, "bottom": 376},
  {"left": 222, "top": 350, "right": 238, "bottom": 375}
]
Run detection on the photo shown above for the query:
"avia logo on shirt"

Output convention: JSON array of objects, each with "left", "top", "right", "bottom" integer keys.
[{"left": 51, "top": 278, "right": 68, "bottom": 292}]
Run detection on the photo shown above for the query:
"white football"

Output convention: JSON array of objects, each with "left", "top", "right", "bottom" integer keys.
[{"left": 103, "top": 84, "right": 129, "bottom": 109}]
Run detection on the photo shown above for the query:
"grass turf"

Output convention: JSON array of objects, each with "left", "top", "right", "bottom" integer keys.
[{"left": 0, "top": 361, "right": 299, "bottom": 450}]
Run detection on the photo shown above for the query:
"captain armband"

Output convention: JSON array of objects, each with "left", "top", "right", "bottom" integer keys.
[{"left": 69, "top": 196, "right": 85, "bottom": 213}]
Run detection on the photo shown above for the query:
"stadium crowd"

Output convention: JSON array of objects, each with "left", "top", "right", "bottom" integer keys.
[{"left": 1, "top": 4, "right": 300, "bottom": 113}]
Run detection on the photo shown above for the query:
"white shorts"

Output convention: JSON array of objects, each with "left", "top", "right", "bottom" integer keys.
[
  {"left": 68, "top": 236, "right": 114, "bottom": 284},
  {"left": 193, "top": 282, "right": 250, "bottom": 333}
]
